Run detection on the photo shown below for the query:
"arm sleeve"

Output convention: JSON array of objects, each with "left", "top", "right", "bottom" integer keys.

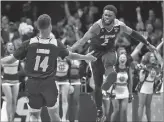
[
  {"left": 13, "top": 40, "right": 30, "bottom": 60},
  {"left": 57, "top": 40, "right": 69, "bottom": 59}
]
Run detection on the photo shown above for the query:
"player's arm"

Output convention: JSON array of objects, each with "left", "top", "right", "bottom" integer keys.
[
  {"left": 1, "top": 40, "right": 29, "bottom": 65},
  {"left": 58, "top": 40, "right": 97, "bottom": 62},
  {"left": 67, "top": 51, "right": 96, "bottom": 61},
  {"left": 131, "top": 42, "right": 144, "bottom": 59},
  {"left": 120, "top": 22, "right": 155, "bottom": 50},
  {"left": 71, "top": 24, "right": 100, "bottom": 52}
]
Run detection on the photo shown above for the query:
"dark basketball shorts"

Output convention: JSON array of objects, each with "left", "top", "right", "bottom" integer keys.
[
  {"left": 26, "top": 76, "right": 58, "bottom": 110},
  {"left": 90, "top": 50, "right": 117, "bottom": 87}
]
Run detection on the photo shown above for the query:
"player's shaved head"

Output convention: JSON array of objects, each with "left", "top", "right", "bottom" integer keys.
[{"left": 37, "top": 14, "right": 51, "bottom": 30}]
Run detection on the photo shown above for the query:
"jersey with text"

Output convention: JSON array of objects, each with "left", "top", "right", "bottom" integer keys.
[
  {"left": 13, "top": 37, "right": 69, "bottom": 79},
  {"left": 89, "top": 19, "right": 122, "bottom": 52}
]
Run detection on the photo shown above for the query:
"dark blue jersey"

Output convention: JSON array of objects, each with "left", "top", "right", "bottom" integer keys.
[{"left": 13, "top": 36, "right": 69, "bottom": 79}]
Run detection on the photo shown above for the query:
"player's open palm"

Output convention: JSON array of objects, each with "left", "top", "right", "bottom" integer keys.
[{"left": 85, "top": 51, "right": 97, "bottom": 62}]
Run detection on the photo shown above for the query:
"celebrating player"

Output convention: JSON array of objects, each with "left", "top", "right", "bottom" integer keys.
[
  {"left": 1, "top": 14, "right": 96, "bottom": 122},
  {"left": 69, "top": 5, "right": 156, "bottom": 121}
]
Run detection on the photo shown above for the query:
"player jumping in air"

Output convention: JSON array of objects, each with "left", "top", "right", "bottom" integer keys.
[{"left": 69, "top": 5, "right": 156, "bottom": 122}]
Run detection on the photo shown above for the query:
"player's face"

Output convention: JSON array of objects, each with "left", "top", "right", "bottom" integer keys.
[
  {"left": 149, "top": 53, "right": 156, "bottom": 64},
  {"left": 6, "top": 42, "right": 15, "bottom": 54},
  {"left": 102, "top": 10, "right": 115, "bottom": 25},
  {"left": 119, "top": 54, "right": 127, "bottom": 65}
]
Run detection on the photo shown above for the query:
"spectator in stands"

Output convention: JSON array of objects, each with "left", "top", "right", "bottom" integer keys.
[
  {"left": 80, "top": 2, "right": 98, "bottom": 33},
  {"left": 26, "top": 18, "right": 33, "bottom": 25},
  {"left": 146, "top": 9, "right": 156, "bottom": 26},
  {"left": 136, "top": 7, "right": 145, "bottom": 31},
  {"left": 1, "top": 16, "right": 10, "bottom": 44},
  {"left": 153, "top": 18, "right": 163, "bottom": 46}
]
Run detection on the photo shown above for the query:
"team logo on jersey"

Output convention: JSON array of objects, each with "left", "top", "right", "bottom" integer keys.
[
  {"left": 100, "top": 28, "right": 106, "bottom": 33},
  {"left": 114, "top": 27, "right": 119, "bottom": 33},
  {"left": 100, "top": 35, "right": 116, "bottom": 39}
]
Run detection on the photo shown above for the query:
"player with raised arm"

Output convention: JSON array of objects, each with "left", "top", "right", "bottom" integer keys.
[
  {"left": 69, "top": 5, "right": 156, "bottom": 122},
  {"left": 1, "top": 14, "right": 96, "bottom": 122}
]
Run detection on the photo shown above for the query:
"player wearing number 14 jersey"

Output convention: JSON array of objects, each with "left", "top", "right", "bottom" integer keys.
[
  {"left": 70, "top": 5, "right": 156, "bottom": 122},
  {"left": 1, "top": 14, "right": 96, "bottom": 122}
]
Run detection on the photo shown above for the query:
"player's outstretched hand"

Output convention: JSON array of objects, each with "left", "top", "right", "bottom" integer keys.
[
  {"left": 85, "top": 51, "right": 97, "bottom": 62},
  {"left": 67, "top": 45, "right": 72, "bottom": 52}
]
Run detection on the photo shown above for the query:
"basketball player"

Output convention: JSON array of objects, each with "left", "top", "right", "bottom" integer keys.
[
  {"left": 70, "top": 5, "right": 156, "bottom": 122},
  {"left": 1, "top": 14, "right": 96, "bottom": 122}
]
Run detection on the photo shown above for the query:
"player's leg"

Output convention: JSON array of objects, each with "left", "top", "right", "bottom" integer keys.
[
  {"left": 111, "top": 99, "right": 120, "bottom": 122},
  {"left": 101, "top": 51, "right": 117, "bottom": 96},
  {"left": 120, "top": 98, "right": 128, "bottom": 122},
  {"left": 2, "top": 84, "right": 13, "bottom": 121},
  {"left": 90, "top": 57, "right": 105, "bottom": 120},
  {"left": 11, "top": 82, "right": 20, "bottom": 120},
  {"left": 26, "top": 78, "right": 44, "bottom": 122},
  {"left": 42, "top": 79, "right": 61, "bottom": 122},
  {"left": 60, "top": 82, "right": 70, "bottom": 121},
  {"left": 27, "top": 105, "right": 41, "bottom": 122},
  {"left": 145, "top": 94, "right": 153, "bottom": 122},
  {"left": 138, "top": 93, "right": 147, "bottom": 121},
  {"left": 47, "top": 103, "right": 61, "bottom": 122}
]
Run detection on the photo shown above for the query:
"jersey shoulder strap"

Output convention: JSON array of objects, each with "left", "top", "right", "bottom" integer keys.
[{"left": 29, "top": 36, "right": 58, "bottom": 46}]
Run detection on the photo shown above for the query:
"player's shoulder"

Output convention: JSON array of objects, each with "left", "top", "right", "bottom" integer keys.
[
  {"left": 89, "top": 19, "right": 102, "bottom": 32},
  {"left": 29, "top": 36, "right": 58, "bottom": 46},
  {"left": 114, "top": 19, "right": 126, "bottom": 26},
  {"left": 95, "top": 19, "right": 103, "bottom": 28}
]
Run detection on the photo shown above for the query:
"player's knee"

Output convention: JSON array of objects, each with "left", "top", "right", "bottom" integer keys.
[
  {"left": 47, "top": 99, "right": 59, "bottom": 111},
  {"left": 47, "top": 103, "right": 59, "bottom": 114}
]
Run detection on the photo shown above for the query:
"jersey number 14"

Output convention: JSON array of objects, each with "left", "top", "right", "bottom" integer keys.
[{"left": 34, "top": 56, "right": 49, "bottom": 72}]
